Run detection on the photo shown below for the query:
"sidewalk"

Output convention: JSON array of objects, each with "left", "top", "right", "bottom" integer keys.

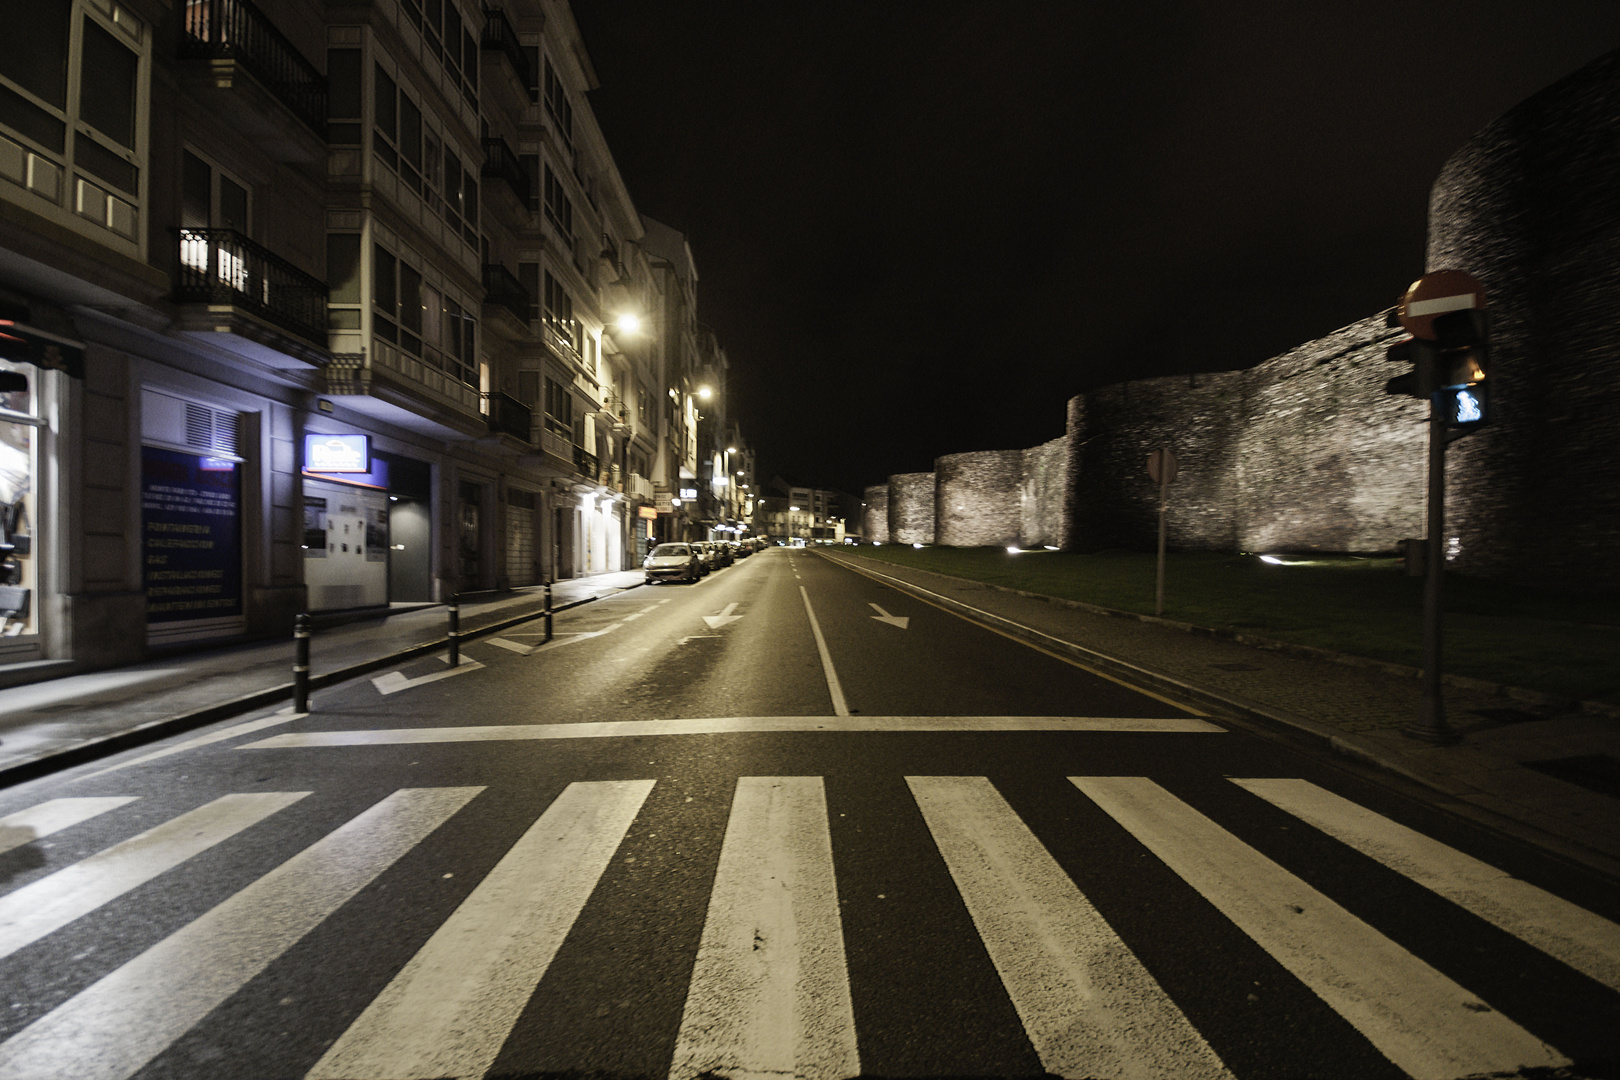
[
  {"left": 0, "top": 571, "right": 646, "bottom": 786},
  {"left": 4, "top": 555, "right": 1619, "bottom": 883},
  {"left": 817, "top": 549, "right": 1620, "bottom": 881}
]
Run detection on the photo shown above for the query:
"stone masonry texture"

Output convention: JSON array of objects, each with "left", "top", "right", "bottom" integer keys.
[
  {"left": 887, "top": 473, "right": 936, "bottom": 545},
  {"left": 868, "top": 48, "right": 1620, "bottom": 588},
  {"left": 862, "top": 485, "right": 890, "bottom": 544}
]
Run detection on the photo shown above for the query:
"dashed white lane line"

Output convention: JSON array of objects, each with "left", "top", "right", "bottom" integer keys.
[{"left": 799, "top": 587, "right": 849, "bottom": 717}]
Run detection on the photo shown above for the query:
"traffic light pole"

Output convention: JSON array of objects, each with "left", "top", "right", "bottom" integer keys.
[{"left": 1410, "top": 400, "right": 1457, "bottom": 744}]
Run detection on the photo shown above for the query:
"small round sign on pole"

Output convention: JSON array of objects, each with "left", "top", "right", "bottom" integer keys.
[{"left": 1397, "top": 270, "right": 1486, "bottom": 341}]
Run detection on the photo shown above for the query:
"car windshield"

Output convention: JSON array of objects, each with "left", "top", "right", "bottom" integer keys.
[{"left": 650, "top": 544, "right": 690, "bottom": 557}]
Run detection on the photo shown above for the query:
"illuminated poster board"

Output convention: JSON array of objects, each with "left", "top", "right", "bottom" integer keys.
[
  {"left": 304, "top": 433, "right": 370, "bottom": 473},
  {"left": 141, "top": 446, "right": 242, "bottom": 623}
]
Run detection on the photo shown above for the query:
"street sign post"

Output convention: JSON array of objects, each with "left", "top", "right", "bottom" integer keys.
[
  {"left": 1394, "top": 270, "right": 1489, "bottom": 745},
  {"left": 1147, "top": 448, "right": 1177, "bottom": 617}
]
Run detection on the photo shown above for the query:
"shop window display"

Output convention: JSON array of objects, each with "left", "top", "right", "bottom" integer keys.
[{"left": 0, "top": 362, "right": 38, "bottom": 638}]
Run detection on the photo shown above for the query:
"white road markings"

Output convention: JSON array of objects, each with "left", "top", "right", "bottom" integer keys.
[
  {"left": 371, "top": 657, "right": 485, "bottom": 695},
  {"left": 84, "top": 712, "right": 307, "bottom": 776},
  {"left": 0, "top": 776, "right": 1611, "bottom": 1078},
  {"left": 702, "top": 602, "right": 743, "bottom": 629},
  {"left": 0, "top": 793, "right": 308, "bottom": 962},
  {"left": 910, "top": 775, "right": 1231, "bottom": 1079},
  {"left": 0, "top": 787, "right": 483, "bottom": 1080},
  {"left": 243, "top": 715, "right": 1225, "bottom": 749},
  {"left": 671, "top": 776, "right": 858, "bottom": 1080},
  {"left": 799, "top": 587, "right": 850, "bottom": 717},
  {"left": 1073, "top": 776, "right": 1569, "bottom": 1080},
  {"left": 0, "top": 797, "right": 139, "bottom": 856},
  {"left": 1234, "top": 777, "right": 1620, "bottom": 993},
  {"left": 307, "top": 780, "right": 653, "bottom": 1080},
  {"left": 868, "top": 603, "right": 909, "bottom": 629}
]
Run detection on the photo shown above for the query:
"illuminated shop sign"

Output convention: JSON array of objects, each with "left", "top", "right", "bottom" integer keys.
[
  {"left": 304, "top": 433, "right": 370, "bottom": 473},
  {"left": 680, "top": 488, "right": 698, "bottom": 500}
]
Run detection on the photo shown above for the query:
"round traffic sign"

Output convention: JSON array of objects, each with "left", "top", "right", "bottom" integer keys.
[
  {"left": 1398, "top": 270, "right": 1486, "bottom": 340},
  {"left": 1147, "top": 447, "right": 1177, "bottom": 485}
]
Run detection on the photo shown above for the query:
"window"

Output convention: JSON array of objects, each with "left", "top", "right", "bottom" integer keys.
[
  {"left": 372, "top": 244, "right": 396, "bottom": 343},
  {"left": 327, "top": 48, "right": 361, "bottom": 144},
  {"left": 326, "top": 233, "right": 362, "bottom": 330},
  {"left": 544, "top": 376, "right": 572, "bottom": 438},
  {"left": 373, "top": 63, "right": 397, "bottom": 170},
  {"left": 0, "top": 0, "right": 147, "bottom": 241},
  {"left": 543, "top": 56, "right": 572, "bottom": 149},
  {"left": 542, "top": 271, "right": 578, "bottom": 354},
  {"left": 516, "top": 370, "right": 539, "bottom": 407},
  {"left": 180, "top": 150, "right": 249, "bottom": 288},
  {"left": 542, "top": 164, "right": 572, "bottom": 242}
]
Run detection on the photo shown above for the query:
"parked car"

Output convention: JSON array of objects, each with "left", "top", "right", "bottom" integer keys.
[
  {"left": 644, "top": 542, "right": 701, "bottom": 584},
  {"left": 692, "top": 541, "right": 715, "bottom": 575},
  {"left": 711, "top": 541, "right": 734, "bottom": 567}
]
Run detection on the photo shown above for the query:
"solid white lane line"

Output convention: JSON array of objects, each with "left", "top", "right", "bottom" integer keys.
[
  {"left": 0, "top": 797, "right": 138, "bottom": 855},
  {"left": 1073, "top": 776, "right": 1568, "bottom": 1080},
  {"left": 908, "top": 776, "right": 1230, "bottom": 1079},
  {"left": 307, "top": 780, "right": 654, "bottom": 1080},
  {"left": 244, "top": 715, "right": 1225, "bottom": 749},
  {"left": 0, "top": 793, "right": 307, "bottom": 962},
  {"left": 0, "top": 787, "right": 483, "bottom": 1080},
  {"left": 486, "top": 637, "right": 533, "bottom": 654},
  {"left": 1233, "top": 777, "right": 1620, "bottom": 993},
  {"left": 85, "top": 712, "right": 306, "bottom": 776},
  {"left": 670, "top": 777, "right": 858, "bottom": 1080},
  {"left": 798, "top": 587, "right": 850, "bottom": 717}
]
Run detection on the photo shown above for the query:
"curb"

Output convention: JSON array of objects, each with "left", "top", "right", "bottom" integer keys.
[{"left": 0, "top": 587, "right": 632, "bottom": 789}]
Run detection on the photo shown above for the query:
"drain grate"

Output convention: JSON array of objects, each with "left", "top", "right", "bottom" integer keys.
[{"left": 1523, "top": 755, "right": 1620, "bottom": 800}]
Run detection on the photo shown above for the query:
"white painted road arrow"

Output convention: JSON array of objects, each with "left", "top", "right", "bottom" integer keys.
[
  {"left": 703, "top": 602, "right": 743, "bottom": 630},
  {"left": 869, "top": 603, "right": 910, "bottom": 629}
]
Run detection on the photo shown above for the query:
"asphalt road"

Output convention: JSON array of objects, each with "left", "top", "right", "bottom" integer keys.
[{"left": 0, "top": 547, "right": 1616, "bottom": 1080}]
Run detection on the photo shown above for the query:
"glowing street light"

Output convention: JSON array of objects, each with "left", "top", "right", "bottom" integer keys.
[{"left": 612, "top": 313, "right": 642, "bottom": 336}]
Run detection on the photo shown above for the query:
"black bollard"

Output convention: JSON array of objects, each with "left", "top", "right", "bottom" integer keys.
[
  {"left": 544, "top": 580, "right": 554, "bottom": 643},
  {"left": 293, "top": 613, "right": 311, "bottom": 713},
  {"left": 448, "top": 593, "right": 461, "bottom": 667}
]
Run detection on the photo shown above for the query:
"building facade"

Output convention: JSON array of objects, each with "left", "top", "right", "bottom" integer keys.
[{"left": 0, "top": 0, "right": 742, "bottom": 678}]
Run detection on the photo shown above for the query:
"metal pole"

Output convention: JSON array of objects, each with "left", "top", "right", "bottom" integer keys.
[
  {"left": 447, "top": 593, "right": 460, "bottom": 667},
  {"left": 293, "top": 613, "right": 311, "bottom": 713},
  {"left": 544, "top": 580, "right": 554, "bottom": 643},
  {"left": 1155, "top": 469, "right": 1168, "bottom": 617},
  {"left": 1408, "top": 402, "right": 1457, "bottom": 743}
]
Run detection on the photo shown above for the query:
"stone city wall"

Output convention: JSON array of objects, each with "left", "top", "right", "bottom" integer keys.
[
  {"left": 866, "top": 48, "right": 1620, "bottom": 587},
  {"left": 861, "top": 485, "right": 890, "bottom": 544},
  {"left": 935, "top": 450, "right": 1023, "bottom": 548},
  {"left": 887, "top": 472, "right": 936, "bottom": 545}
]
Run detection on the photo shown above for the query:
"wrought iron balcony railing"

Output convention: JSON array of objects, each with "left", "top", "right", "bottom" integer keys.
[
  {"left": 481, "top": 135, "right": 531, "bottom": 208},
  {"left": 572, "top": 444, "right": 598, "bottom": 480},
  {"left": 174, "top": 228, "right": 328, "bottom": 345},
  {"left": 480, "top": 262, "right": 533, "bottom": 325},
  {"left": 484, "top": 391, "right": 532, "bottom": 443},
  {"left": 481, "top": 7, "right": 532, "bottom": 91},
  {"left": 180, "top": 0, "right": 326, "bottom": 135}
]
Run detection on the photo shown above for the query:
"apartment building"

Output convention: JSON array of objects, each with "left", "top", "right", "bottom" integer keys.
[{"left": 0, "top": 0, "right": 736, "bottom": 676}]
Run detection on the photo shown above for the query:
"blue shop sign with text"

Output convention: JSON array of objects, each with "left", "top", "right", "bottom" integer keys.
[{"left": 304, "top": 433, "right": 370, "bottom": 473}]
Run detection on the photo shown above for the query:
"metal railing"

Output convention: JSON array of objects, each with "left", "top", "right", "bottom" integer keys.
[
  {"left": 484, "top": 391, "right": 532, "bottom": 442},
  {"left": 481, "top": 135, "right": 531, "bottom": 209},
  {"left": 174, "top": 228, "right": 328, "bottom": 345},
  {"left": 480, "top": 262, "right": 533, "bottom": 325},
  {"left": 572, "top": 444, "right": 598, "bottom": 479},
  {"left": 179, "top": 0, "right": 326, "bottom": 134},
  {"left": 480, "top": 7, "right": 532, "bottom": 90}
]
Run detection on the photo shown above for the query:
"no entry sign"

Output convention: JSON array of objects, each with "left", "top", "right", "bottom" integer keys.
[{"left": 1398, "top": 270, "right": 1486, "bottom": 341}]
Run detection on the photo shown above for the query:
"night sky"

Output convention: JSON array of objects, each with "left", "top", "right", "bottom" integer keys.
[{"left": 568, "top": 2, "right": 1620, "bottom": 496}]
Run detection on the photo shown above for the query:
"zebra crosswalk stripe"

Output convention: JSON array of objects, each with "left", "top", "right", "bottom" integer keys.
[
  {"left": 1072, "top": 775, "right": 1569, "bottom": 1080},
  {"left": 670, "top": 776, "right": 858, "bottom": 1080},
  {"left": 909, "top": 775, "right": 1232, "bottom": 1080},
  {"left": 1233, "top": 776, "right": 1620, "bottom": 993},
  {"left": 306, "top": 780, "right": 655, "bottom": 1080},
  {"left": 0, "top": 797, "right": 138, "bottom": 856},
  {"left": 0, "top": 787, "right": 484, "bottom": 1080},
  {"left": 0, "top": 792, "right": 308, "bottom": 963}
]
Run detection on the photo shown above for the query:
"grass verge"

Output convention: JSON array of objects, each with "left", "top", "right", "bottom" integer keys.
[{"left": 844, "top": 545, "right": 1620, "bottom": 707}]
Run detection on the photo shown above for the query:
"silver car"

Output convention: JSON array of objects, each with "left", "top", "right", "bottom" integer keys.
[{"left": 644, "top": 542, "right": 700, "bottom": 584}]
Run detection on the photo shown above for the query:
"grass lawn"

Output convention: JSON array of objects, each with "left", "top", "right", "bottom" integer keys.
[{"left": 844, "top": 545, "right": 1620, "bottom": 707}]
